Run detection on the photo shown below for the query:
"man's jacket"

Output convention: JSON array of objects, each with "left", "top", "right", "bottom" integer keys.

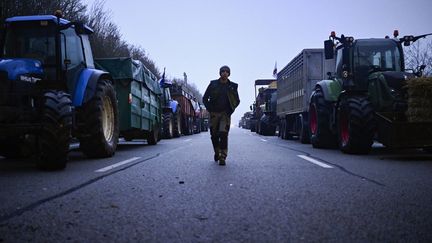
[{"left": 203, "top": 79, "right": 240, "bottom": 115}]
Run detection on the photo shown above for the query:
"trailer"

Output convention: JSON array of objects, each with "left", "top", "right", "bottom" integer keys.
[
  {"left": 95, "top": 58, "right": 162, "bottom": 145},
  {"left": 169, "top": 83, "right": 196, "bottom": 135},
  {"left": 277, "top": 49, "right": 334, "bottom": 143}
]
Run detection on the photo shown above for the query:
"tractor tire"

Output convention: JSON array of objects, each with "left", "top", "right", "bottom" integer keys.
[
  {"left": 78, "top": 80, "right": 119, "bottom": 158},
  {"left": 147, "top": 125, "right": 159, "bottom": 145},
  {"left": 36, "top": 90, "right": 72, "bottom": 170},
  {"left": 309, "top": 89, "right": 337, "bottom": 148},
  {"left": 299, "top": 115, "right": 310, "bottom": 144},
  {"left": 162, "top": 112, "right": 174, "bottom": 139},
  {"left": 338, "top": 96, "right": 375, "bottom": 154},
  {"left": 173, "top": 109, "right": 181, "bottom": 138}
]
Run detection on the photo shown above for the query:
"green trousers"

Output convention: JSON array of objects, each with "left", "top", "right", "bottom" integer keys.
[{"left": 209, "top": 112, "right": 231, "bottom": 160}]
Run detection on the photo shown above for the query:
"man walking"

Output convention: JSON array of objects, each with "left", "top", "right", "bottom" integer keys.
[{"left": 203, "top": 65, "right": 240, "bottom": 166}]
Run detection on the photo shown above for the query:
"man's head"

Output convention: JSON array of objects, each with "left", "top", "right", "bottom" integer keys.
[{"left": 219, "top": 65, "right": 230, "bottom": 79}]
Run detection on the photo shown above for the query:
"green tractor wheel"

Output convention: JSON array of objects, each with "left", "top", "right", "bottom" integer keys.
[
  {"left": 309, "top": 89, "right": 337, "bottom": 148},
  {"left": 338, "top": 96, "right": 375, "bottom": 154},
  {"left": 78, "top": 80, "right": 119, "bottom": 158}
]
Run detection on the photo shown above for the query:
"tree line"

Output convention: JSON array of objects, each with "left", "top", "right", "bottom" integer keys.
[{"left": 0, "top": 0, "right": 204, "bottom": 102}]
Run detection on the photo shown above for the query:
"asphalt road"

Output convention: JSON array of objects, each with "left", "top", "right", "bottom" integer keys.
[{"left": 1, "top": 127, "right": 432, "bottom": 242}]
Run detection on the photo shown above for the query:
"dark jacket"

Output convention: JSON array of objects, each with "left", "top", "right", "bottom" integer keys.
[{"left": 203, "top": 79, "right": 240, "bottom": 115}]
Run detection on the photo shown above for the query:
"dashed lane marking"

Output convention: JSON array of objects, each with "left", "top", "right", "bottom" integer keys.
[
  {"left": 297, "top": 155, "right": 333, "bottom": 169},
  {"left": 95, "top": 157, "right": 142, "bottom": 172},
  {"left": 261, "top": 139, "right": 268, "bottom": 142},
  {"left": 184, "top": 139, "right": 192, "bottom": 142}
]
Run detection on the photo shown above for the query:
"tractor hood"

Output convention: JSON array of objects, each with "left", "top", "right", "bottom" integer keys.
[{"left": 0, "top": 58, "right": 44, "bottom": 81}]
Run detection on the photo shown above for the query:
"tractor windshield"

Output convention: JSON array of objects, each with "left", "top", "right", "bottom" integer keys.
[
  {"left": 1, "top": 22, "right": 56, "bottom": 65},
  {"left": 353, "top": 40, "right": 402, "bottom": 80}
]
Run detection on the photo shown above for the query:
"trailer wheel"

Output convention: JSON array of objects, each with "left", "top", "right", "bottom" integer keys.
[
  {"left": 0, "top": 137, "right": 34, "bottom": 159},
  {"left": 147, "top": 125, "right": 159, "bottom": 145},
  {"left": 309, "top": 89, "right": 336, "bottom": 148},
  {"left": 299, "top": 114, "right": 310, "bottom": 144},
  {"left": 78, "top": 80, "right": 119, "bottom": 158},
  {"left": 37, "top": 90, "right": 72, "bottom": 170},
  {"left": 423, "top": 147, "right": 432, "bottom": 153},
  {"left": 162, "top": 112, "right": 174, "bottom": 139},
  {"left": 173, "top": 108, "right": 181, "bottom": 137},
  {"left": 338, "top": 96, "right": 375, "bottom": 154},
  {"left": 279, "top": 119, "right": 286, "bottom": 139}
]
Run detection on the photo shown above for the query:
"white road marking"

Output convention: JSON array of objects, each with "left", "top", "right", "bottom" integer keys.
[
  {"left": 297, "top": 155, "right": 333, "bottom": 169},
  {"left": 184, "top": 139, "right": 192, "bottom": 142},
  {"left": 95, "top": 157, "right": 141, "bottom": 173},
  {"left": 261, "top": 139, "right": 268, "bottom": 142}
]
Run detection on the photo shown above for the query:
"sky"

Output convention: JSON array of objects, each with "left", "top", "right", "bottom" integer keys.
[{"left": 84, "top": 0, "right": 432, "bottom": 123}]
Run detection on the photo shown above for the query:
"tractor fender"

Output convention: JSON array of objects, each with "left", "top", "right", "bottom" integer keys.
[
  {"left": 72, "top": 68, "right": 113, "bottom": 106},
  {"left": 313, "top": 79, "right": 341, "bottom": 103},
  {"left": 169, "top": 100, "right": 179, "bottom": 114}
]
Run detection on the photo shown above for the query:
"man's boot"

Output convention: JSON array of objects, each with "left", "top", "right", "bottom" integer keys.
[
  {"left": 214, "top": 147, "right": 220, "bottom": 162},
  {"left": 219, "top": 149, "right": 227, "bottom": 166}
]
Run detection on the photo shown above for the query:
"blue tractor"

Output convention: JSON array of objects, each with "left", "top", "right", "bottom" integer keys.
[{"left": 0, "top": 12, "right": 119, "bottom": 169}]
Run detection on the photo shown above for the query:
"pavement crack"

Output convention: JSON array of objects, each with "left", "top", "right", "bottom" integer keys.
[{"left": 0, "top": 153, "right": 160, "bottom": 223}]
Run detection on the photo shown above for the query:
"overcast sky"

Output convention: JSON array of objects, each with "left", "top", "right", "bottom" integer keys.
[{"left": 85, "top": 0, "right": 432, "bottom": 123}]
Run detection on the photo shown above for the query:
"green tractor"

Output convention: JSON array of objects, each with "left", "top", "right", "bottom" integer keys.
[{"left": 309, "top": 31, "right": 432, "bottom": 154}]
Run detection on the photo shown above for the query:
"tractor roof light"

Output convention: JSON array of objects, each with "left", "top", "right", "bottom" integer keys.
[
  {"left": 54, "top": 10, "right": 63, "bottom": 18},
  {"left": 330, "top": 31, "right": 336, "bottom": 38}
]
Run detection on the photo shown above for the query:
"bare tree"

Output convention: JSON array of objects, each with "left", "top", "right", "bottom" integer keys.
[
  {"left": 405, "top": 39, "right": 432, "bottom": 77},
  {"left": 129, "top": 44, "right": 161, "bottom": 79},
  {"left": 86, "top": 0, "right": 129, "bottom": 58},
  {"left": 172, "top": 78, "right": 203, "bottom": 103}
]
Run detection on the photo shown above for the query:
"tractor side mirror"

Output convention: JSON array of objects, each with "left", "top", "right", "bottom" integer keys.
[
  {"left": 324, "top": 40, "right": 334, "bottom": 59},
  {"left": 74, "top": 22, "right": 86, "bottom": 35}
]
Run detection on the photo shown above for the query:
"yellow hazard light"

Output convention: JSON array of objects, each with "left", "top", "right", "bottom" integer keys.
[
  {"left": 394, "top": 30, "right": 399, "bottom": 38},
  {"left": 330, "top": 31, "right": 336, "bottom": 37},
  {"left": 54, "top": 10, "right": 63, "bottom": 18}
]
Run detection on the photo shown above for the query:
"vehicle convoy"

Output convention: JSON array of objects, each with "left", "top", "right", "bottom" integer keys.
[
  {"left": 239, "top": 111, "right": 253, "bottom": 129},
  {"left": 158, "top": 74, "right": 181, "bottom": 139},
  {"left": 0, "top": 13, "right": 119, "bottom": 169},
  {"left": 95, "top": 57, "right": 162, "bottom": 144},
  {"left": 169, "top": 83, "right": 197, "bottom": 136},
  {"left": 309, "top": 31, "right": 432, "bottom": 153},
  {"left": 251, "top": 79, "right": 278, "bottom": 136},
  {"left": 194, "top": 104, "right": 209, "bottom": 133},
  {"left": 277, "top": 49, "right": 335, "bottom": 143}
]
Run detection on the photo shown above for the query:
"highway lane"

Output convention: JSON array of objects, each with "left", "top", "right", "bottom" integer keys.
[{"left": 1, "top": 127, "right": 431, "bottom": 242}]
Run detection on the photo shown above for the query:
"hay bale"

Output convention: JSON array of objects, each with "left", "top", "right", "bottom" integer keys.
[{"left": 406, "top": 77, "right": 432, "bottom": 122}]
